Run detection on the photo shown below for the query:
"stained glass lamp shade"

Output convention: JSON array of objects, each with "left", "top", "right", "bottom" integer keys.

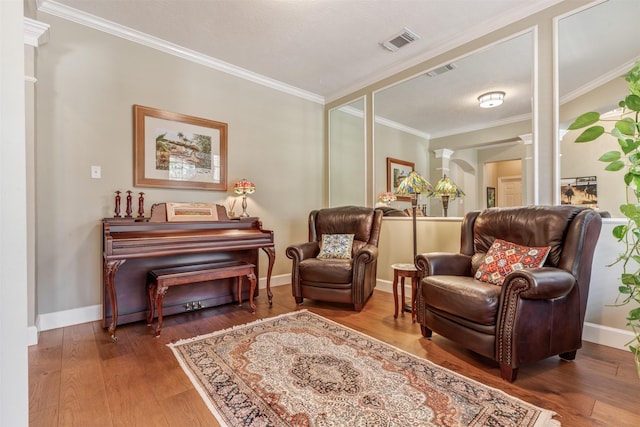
[{"left": 233, "top": 179, "right": 256, "bottom": 217}]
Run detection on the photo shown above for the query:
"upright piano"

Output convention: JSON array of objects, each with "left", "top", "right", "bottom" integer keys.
[{"left": 102, "top": 203, "right": 275, "bottom": 341}]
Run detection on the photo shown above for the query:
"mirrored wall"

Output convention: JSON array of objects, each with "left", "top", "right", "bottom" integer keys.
[
  {"left": 329, "top": 97, "right": 366, "bottom": 207},
  {"left": 373, "top": 31, "right": 534, "bottom": 216},
  {"left": 558, "top": 0, "right": 640, "bottom": 218}
]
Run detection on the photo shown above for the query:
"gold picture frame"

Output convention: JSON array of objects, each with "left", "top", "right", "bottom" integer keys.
[
  {"left": 133, "top": 105, "right": 228, "bottom": 191},
  {"left": 166, "top": 202, "right": 219, "bottom": 222},
  {"left": 386, "top": 157, "right": 414, "bottom": 201}
]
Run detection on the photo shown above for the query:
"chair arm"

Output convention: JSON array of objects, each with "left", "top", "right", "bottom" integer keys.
[
  {"left": 415, "top": 253, "right": 472, "bottom": 276},
  {"left": 502, "top": 267, "right": 576, "bottom": 300},
  {"left": 353, "top": 244, "right": 378, "bottom": 265},
  {"left": 285, "top": 241, "right": 319, "bottom": 262}
]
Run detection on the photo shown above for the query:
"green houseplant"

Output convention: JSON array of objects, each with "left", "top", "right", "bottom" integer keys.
[{"left": 568, "top": 60, "right": 640, "bottom": 377}]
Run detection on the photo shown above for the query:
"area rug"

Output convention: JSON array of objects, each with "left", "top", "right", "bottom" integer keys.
[{"left": 168, "top": 310, "right": 559, "bottom": 426}]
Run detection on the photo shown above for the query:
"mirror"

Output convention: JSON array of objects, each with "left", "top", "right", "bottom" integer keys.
[
  {"left": 559, "top": 0, "right": 640, "bottom": 218},
  {"left": 374, "top": 31, "right": 534, "bottom": 216},
  {"left": 329, "top": 97, "right": 366, "bottom": 207}
]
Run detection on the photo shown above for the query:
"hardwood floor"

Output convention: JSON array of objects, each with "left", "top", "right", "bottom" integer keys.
[{"left": 29, "top": 285, "right": 640, "bottom": 426}]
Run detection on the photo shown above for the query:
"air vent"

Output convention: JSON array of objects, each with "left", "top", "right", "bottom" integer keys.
[
  {"left": 381, "top": 28, "right": 420, "bottom": 52},
  {"left": 426, "top": 63, "right": 457, "bottom": 77}
]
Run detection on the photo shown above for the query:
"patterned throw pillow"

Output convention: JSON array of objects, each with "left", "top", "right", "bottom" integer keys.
[
  {"left": 474, "top": 239, "right": 551, "bottom": 286},
  {"left": 317, "top": 234, "right": 355, "bottom": 259}
]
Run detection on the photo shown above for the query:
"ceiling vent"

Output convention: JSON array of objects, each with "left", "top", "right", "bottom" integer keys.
[
  {"left": 381, "top": 28, "right": 420, "bottom": 52},
  {"left": 426, "top": 63, "right": 457, "bottom": 77}
]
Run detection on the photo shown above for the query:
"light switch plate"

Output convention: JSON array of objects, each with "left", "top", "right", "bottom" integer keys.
[{"left": 91, "top": 165, "right": 101, "bottom": 179}]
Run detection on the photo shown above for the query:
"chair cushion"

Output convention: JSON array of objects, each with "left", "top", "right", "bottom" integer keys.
[
  {"left": 299, "top": 258, "right": 353, "bottom": 284},
  {"left": 474, "top": 239, "right": 550, "bottom": 286},
  {"left": 317, "top": 234, "right": 354, "bottom": 259},
  {"left": 423, "top": 276, "right": 502, "bottom": 325}
]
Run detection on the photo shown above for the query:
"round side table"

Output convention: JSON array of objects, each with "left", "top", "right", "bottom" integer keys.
[{"left": 391, "top": 263, "right": 421, "bottom": 322}]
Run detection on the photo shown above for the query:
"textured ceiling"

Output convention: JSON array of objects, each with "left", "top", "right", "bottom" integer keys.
[
  {"left": 39, "top": 0, "right": 640, "bottom": 139},
  {"left": 44, "top": 0, "right": 559, "bottom": 100}
]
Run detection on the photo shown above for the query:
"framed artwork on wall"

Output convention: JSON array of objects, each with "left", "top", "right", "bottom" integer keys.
[
  {"left": 486, "top": 187, "right": 496, "bottom": 208},
  {"left": 386, "top": 157, "right": 414, "bottom": 201},
  {"left": 560, "top": 176, "right": 597, "bottom": 206},
  {"left": 133, "top": 105, "right": 228, "bottom": 190}
]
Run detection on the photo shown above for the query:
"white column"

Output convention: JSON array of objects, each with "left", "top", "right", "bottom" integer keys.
[{"left": 1, "top": 1, "right": 28, "bottom": 425}]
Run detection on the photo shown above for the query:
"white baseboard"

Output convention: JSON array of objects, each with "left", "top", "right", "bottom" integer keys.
[
  {"left": 582, "top": 322, "right": 633, "bottom": 351},
  {"left": 29, "top": 277, "right": 633, "bottom": 353},
  {"left": 259, "top": 273, "right": 290, "bottom": 289},
  {"left": 36, "top": 304, "right": 102, "bottom": 336},
  {"left": 29, "top": 275, "right": 292, "bottom": 346},
  {"left": 27, "top": 325, "right": 39, "bottom": 346}
]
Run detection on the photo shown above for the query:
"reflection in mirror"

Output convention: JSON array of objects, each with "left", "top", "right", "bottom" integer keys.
[
  {"left": 559, "top": 0, "right": 640, "bottom": 218},
  {"left": 374, "top": 31, "right": 533, "bottom": 216},
  {"left": 329, "top": 97, "right": 366, "bottom": 207}
]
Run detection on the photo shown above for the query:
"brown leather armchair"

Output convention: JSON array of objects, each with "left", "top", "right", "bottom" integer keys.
[
  {"left": 286, "top": 206, "right": 383, "bottom": 311},
  {"left": 415, "top": 206, "right": 602, "bottom": 381}
]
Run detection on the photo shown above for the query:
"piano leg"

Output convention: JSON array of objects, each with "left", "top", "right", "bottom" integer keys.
[
  {"left": 262, "top": 247, "right": 275, "bottom": 305},
  {"left": 247, "top": 271, "right": 257, "bottom": 313},
  {"left": 104, "top": 259, "right": 126, "bottom": 342}
]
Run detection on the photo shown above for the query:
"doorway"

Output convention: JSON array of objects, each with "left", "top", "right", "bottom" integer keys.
[
  {"left": 498, "top": 175, "right": 522, "bottom": 207},
  {"left": 484, "top": 159, "right": 522, "bottom": 208}
]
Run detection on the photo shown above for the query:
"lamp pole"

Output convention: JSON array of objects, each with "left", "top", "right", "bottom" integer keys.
[{"left": 411, "top": 195, "right": 418, "bottom": 261}]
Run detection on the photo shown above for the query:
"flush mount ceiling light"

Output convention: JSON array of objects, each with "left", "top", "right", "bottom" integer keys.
[{"left": 478, "top": 91, "right": 505, "bottom": 108}]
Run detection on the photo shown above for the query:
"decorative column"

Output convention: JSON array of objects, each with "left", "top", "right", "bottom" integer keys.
[{"left": 519, "top": 133, "right": 534, "bottom": 205}]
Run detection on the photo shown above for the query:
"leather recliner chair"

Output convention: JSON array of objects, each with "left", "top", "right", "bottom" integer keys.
[
  {"left": 415, "top": 205, "right": 602, "bottom": 381},
  {"left": 286, "top": 206, "right": 383, "bottom": 311}
]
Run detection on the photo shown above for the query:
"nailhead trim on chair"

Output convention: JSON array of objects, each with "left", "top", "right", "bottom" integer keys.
[{"left": 497, "top": 277, "right": 529, "bottom": 366}]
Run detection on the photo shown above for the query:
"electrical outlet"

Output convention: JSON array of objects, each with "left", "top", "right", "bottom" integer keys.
[{"left": 91, "top": 165, "right": 101, "bottom": 179}]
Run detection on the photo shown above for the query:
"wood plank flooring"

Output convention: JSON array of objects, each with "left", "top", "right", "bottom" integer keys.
[{"left": 29, "top": 285, "right": 640, "bottom": 426}]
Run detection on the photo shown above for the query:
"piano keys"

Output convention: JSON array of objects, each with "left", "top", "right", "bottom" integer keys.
[{"left": 102, "top": 203, "right": 275, "bottom": 341}]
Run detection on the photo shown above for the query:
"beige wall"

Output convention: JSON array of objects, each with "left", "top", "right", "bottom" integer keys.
[
  {"left": 30, "top": 1, "right": 632, "bottom": 348},
  {"left": 560, "top": 77, "right": 628, "bottom": 217},
  {"left": 35, "top": 13, "right": 323, "bottom": 314},
  {"left": 377, "top": 218, "right": 460, "bottom": 282},
  {"left": 329, "top": 108, "right": 365, "bottom": 206}
]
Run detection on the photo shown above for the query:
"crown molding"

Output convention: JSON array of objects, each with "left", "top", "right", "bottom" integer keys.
[
  {"left": 560, "top": 58, "right": 639, "bottom": 105},
  {"left": 431, "top": 112, "right": 532, "bottom": 140},
  {"left": 37, "top": 0, "right": 324, "bottom": 104},
  {"left": 24, "top": 17, "right": 50, "bottom": 47},
  {"left": 326, "top": 0, "right": 564, "bottom": 103},
  {"left": 337, "top": 105, "right": 431, "bottom": 140},
  {"left": 374, "top": 116, "right": 431, "bottom": 140}
]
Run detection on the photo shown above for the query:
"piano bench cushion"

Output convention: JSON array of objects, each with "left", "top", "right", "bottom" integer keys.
[
  {"left": 147, "top": 260, "right": 258, "bottom": 337},
  {"left": 148, "top": 261, "right": 255, "bottom": 287}
]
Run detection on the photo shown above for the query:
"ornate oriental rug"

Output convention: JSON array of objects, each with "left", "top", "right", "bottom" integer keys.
[{"left": 168, "top": 311, "right": 559, "bottom": 426}]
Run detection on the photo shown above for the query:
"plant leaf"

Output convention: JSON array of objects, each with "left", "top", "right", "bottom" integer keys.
[
  {"left": 599, "top": 151, "right": 621, "bottom": 162},
  {"left": 613, "top": 224, "right": 628, "bottom": 239},
  {"left": 568, "top": 112, "right": 601, "bottom": 130},
  {"left": 615, "top": 117, "right": 637, "bottom": 135},
  {"left": 619, "top": 138, "right": 634, "bottom": 154},
  {"left": 605, "top": 160, "right": 625, "bottom": 171},
  {"left": 626, "top": 94, "right": 640, "bottom": 112},
  {"left": 575, "top": 126, "right": 605, "bottom": 142},
  {"left": 628, "top": 307, "right": 640, "bottom": 321}
]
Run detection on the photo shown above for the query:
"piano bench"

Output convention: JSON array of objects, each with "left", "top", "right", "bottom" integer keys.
[{"left": 146, "top": 261, "right": 257, "bottom": 337}]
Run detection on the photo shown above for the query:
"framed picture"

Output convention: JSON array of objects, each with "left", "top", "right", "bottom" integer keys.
[
  {"left": 133, "top": 105, "right": 228, "bottom": 190},
  {"left": 560, "top": 176, "right": 597, "bottom": 206},
  {"left": 166, "top": 202, "right": 219, "bottom": 222},
  {"left": 486, "top": 187, "right": 496, "bottom": 208},
  {"left": 386, "top": 157, "right": 414, "bottom": 201}
]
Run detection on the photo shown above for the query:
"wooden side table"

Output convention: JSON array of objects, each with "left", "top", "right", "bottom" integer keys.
[{"left": 391, "top": 263, "right": 421, "bottom": 322}]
